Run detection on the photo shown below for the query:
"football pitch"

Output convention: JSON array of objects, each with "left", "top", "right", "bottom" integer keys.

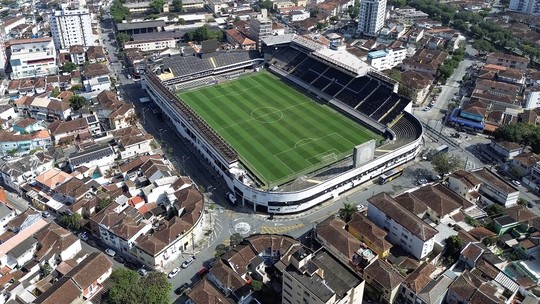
[{"left": 178, "top": 71, "right": 381, "bottom": 188}]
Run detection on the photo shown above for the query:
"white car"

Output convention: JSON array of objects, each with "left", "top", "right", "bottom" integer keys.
[
  {"left": 511, "top": 180, "right": 521, "bottom": 187},
  {"left": 78, "top": 232, "right": 89, "bottom": 241},
  {"left": 168, "top": 267, "right": 180, "bottom": 279},
  {"left": 138, "top": 268, "right": 148, "bottom": 276},
  {"left": 105, "top": 248, "right": 116, "bottom": 257},
  {"left": 423, "top": 107, "right": 431, "bottom": 111},
  {"left": 181, "top": 257, "right": 195, "bottom": 269},
  {"left": 41, "top": 211, "right": 50, "bottom": 218},
  {"left": 227, "top": 193, "right": 237, "bottom": 206},
  {"left": 356, "top": 204, "right": 366, "bottom": 212}
]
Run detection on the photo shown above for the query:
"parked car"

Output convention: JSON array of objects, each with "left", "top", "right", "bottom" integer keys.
[
  {"left": 181, "top": 257, "right": 195, "bottom": 269},
  {"left": 423, "top": 106, "right": 431, "bottom": 111},
  {"left": 105, "top": 248, "right": 116, "bottom": 257},
  {"left": 418, "top": 178, "right": 428, "bottom": 185},
  {"left": 41, "top": 211, "right": 50, "bottom": 218},
  {"left": 511, "top": 180, "right": 521, "bottom": 187},
  {"left": 174, "top": 283, "right": 190, "bottom": 295},
  {"left": 137, "top": 268, "right": 148, "bottom": 276},
  {"left": 168, "top": 267, "right": 180, "bottom": 279},
  {"left": 356, "top": 204, "right": 366, "bottom": 212},
  {"left": 227, "top": 192, "right": 237, "bottom": 206},
  {"left": 78, "top": 232, "right": 89, "bottom": 241}
]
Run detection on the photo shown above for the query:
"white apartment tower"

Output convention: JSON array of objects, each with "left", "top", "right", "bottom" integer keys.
[
  {"left": 509, "top": 0, "right": 540, "bottom": 15},
  {"left": 249, "top": 9, "right": 272, "bottom": 49},
  {"left": 358, "top": 0, "right": 387, "bottom": 37},
  {"left": 49, "top": 5, "right": 94, "bottom": 50},
  {"left": 8, "top": 37, "right": 58, "bottom": 79}
]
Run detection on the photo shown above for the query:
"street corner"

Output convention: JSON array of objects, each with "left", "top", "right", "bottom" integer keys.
[{"left": 260, "top": 223, "right": 305, "bottom": 235}]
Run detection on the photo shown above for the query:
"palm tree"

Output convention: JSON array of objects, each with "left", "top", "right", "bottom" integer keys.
[{"left": 338, "top": 202, "right": 356, "bottom": 222}]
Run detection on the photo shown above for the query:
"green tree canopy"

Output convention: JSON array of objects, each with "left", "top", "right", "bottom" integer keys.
[
  {"left": 50, "top": 87, "right": 61, "bottom": 98},
  {"left": 69, "top": 95, "right": 88, "bottom": 110},
  {"left": 431, "top": 153, "right": 465, "bottom": 177},
  {"left": 338, "top": 202, "right": 356, "bottom": 222},
  {"left": 116, "top": 32, "right": 131, "bottom": 44},
  {"left": 61, "top": 62, "right": 78, "bottom": 73},
  {"left": 472, "top": 39, "right": 495, "bottom": 53},
  {"left": 259, "top": 0, "right": 273, "bottom": 10},
  {"left": 444, "top": 235, "right": 463, "bottom": 263},
  {"left": 59, "top": 213, "right": 83, "bottom": 230},
  {"left": 487, "top": 204, "right": 505, "bottom": 217},
  {"left": 150, "top": 0, "right": 165, "bottom": 13},
  {"left": 172, "top": 0, "right": 183, "bottom": 12},
  {"left": 110, "top": 0, "right": 130, "bottom": 22},
  {"left": 183, "top": 25, "right": 224, "bottom": 42},
  {"left": 109, "top": 269, "right": 171, "bottom": 304}
]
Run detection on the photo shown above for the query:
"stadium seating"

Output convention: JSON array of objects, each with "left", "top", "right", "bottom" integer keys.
[
  {"left": 325, "top": 68, "right": 353, "bottom": 86},
  {"left": 301, "top": 70, "right": 320, "bottom": 84},
  {"left": 323, "top": 81, "right": 344, "bottom": 96},
  {"left": 312, "top": 76, "right": 331, "bottom": 91},
  {"left": 380, "top": 98, "right": 410, "bottom": 125},
  {"left": 336, "top": 89, "right": 361, "bottom": 108}
]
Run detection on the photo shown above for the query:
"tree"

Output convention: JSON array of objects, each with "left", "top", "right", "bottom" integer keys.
[
  {"left": 69, "top": 95, "right": 88, "bottom": 110},
  {"left": 59, "top": 213, "right": 83, "bottom": 230},
  {"left": 251, "top": 279, "right": 263, "bottom": 291},
  {"left": 316, "top": 22, "right": 326, "bottom": 31},
  {"left": 338, "top": 202, "right": 356, "bottom": 222},
  {"left": 41, "top": 263, "right": 53, "bottom": 277},
  {"left": 110, "top": 0, "right": 130, "bottom": 22},
  {"left": 487, "top": 204, "right": 505, "bottom": 217},
  {"left": 116, "top": 32, "right": 131, "bottom": 44},
  {"left": 97, "top": 197, "right": 114, "bottom": 211},
  {"left": 172, "top": 0, "right": 182, "bottom": 12},
  {"left": 50, "top": 87, "right": 61, "bottom": 98},
  {"left": 61, "top": 62, "right": 78, "bottom": 73},
  {"left": 444, "top": 235, "right": 463, "bottom": 263},
  {"left": 431, "top": 153, "right": 465, "bottom": 177},
  {"left": 230, "top": 233, "right": 243, "bottom": 247},
  {"left": 472, "top": 39, "right": 495, "bottom": 53},
  {"left": 150, "top": 0, "right": 165, "bottom": 13},
  {"left": 177, "top": 18, "right": 186, "bottom": 25},
  {"left": 109, "top": 269, "right": 171, "bottom": 304},
  {"left": 215, "top": 244, "right": 229, "bottom": 258},
  {"left": 259, "top": 0, "right": 273, "bottom": 10},
  {"left": 167, "top": 13, "right": 178, "bottom": 21}
]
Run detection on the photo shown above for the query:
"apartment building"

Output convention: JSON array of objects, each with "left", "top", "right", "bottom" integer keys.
[
  {"left": 249, "top": 9, "right": 272, "bottom": 49},
  {"left": 281, "top": 247, "right": 365, "bottom": 304},
  {"left": 367, "top": 47, "right": 407, "bottom": 71},
  {"left": 358, "top": 0, "right": 387, "bottom": 36},
  {"left": 390, "top": 6, "right": 428, "bottom": 24},
  {"left": 486, "top": 52, "right": 530, "bottom": 70},
  {"left": 7, "top": 37, "right": 57, "bottom": 79},
  {"left": 367, "top": 192, "right": 438, "bottom": 260},
  {"left": 49, "top": 5, "right": 94, "bottom": 49},
  {"left": 124, "top": 38, "right": 176, "bottom": 52},
  {"left": 509, "top": 0, "right": 540, "bottom": 15}
]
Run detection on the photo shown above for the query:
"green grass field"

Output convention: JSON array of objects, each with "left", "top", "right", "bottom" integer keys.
[{"left": 178, "top": 72, "right": 381, "bottom": 188}]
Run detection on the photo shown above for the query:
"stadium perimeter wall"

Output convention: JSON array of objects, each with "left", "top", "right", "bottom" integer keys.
[{"left": 143, "top": 72, "right": 423, "bottom": 214}]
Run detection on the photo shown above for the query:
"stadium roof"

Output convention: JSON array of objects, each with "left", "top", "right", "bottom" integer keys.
[
  {"left": 162, "top": 51, "right": 261, "bottom": 79},
  {"left": 314, "top": 48, "right": 370, "bottom": 75},
  {"left": 117, "top": 20, "right": 165, "bottom": 31},
  {"left": 261, "top": 34, "right": 295, "bottom": 46}
]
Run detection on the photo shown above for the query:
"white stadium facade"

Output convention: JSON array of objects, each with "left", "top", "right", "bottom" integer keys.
[{"left": 142, "top": 35, "right": 424, "bottom": 214}]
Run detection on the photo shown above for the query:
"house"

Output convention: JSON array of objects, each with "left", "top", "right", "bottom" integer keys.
[
  {"left": 316, "top": 216, "right": 364, "bottom": 264},
  {"left": 226, "top": 29, "right": 257, "bottom": 50},
  {"left": 346, "top": 212, "right": 392, "bottom": 258},
  {"left": 108, "top": 103, "right": 135, "bottom": 130},
  {"left": 86, "top": 46, "right": 107, "bottom": 63},
  {"left": 34, "top": 252, "right": 113, "bottom": 304},
  {"left": 112, "top": 127, "right": 153, "bottom": 159},
  {"left": 47, "top": 117, "right": 90, "bottom": 143},
  {"left": 489, "top": 140, "right": 523, "bottom": 161},
  {"left": 0, "top": 131, "right": 52, "bottom": 156},
  {"left": 511, "top": 152, "right": 540, "bottom": 177},
  {"left": 475, "top": 79, "right": 521, "bottom": 100},
  {"left": 0, "top": 153, "right": 54, "bottom": 193},
  {"left": 400, "top": 71, "right": 434, "bottom": 104},
  {"left": 83, "top": 63, "right": 111, "bottom": 93},
  {"left": 34, "top": 222, "right": 82, "bottom": 266},
  {"left": 15, "top": 96, "right": 72, "bottom": 121},
  {"left": 123, "top": 38, "right": 177, "bottom": 52},
  {"left": 0, "top": 104, "right": 16, "bottom": 121},
  {"left": 447, "top": 170, "right": 482, "bottom": 203},
  {"left": 0, "top": 203, "right": 16, "bottom": 235},
  {"left": 367, "top": 47, "right": 407, "bottom": 71},
  {"left": 69, "top": 45, "right": 86, "bottom": 65},
  {"left": 187, "top": 278, "right": 235, "bottom": 304},
  {"left": 486, "top": 52, "right": 529, "bottom": 70},
  {"left": 68, "top": 144, "right": 115, "bottom": 172},
  {"left": 54, "top": 177, "right": 92, "bottom": 204},
  {"left": 367, "top": 193, "right": 438, "bottom": 260},
  {"left": 402, "top": 49, "right": 448, "bottom": 76},
  {"left": 6, "top": 37, "right": 58, "bottom": 79},
  {"left": 364, "top": 259, "right": 405, "bottom": 304},
  {"left": 471, "top": 168, "right": 520, "bottom": 207},
  {"left": 12, "top": 118, "right": 46, "bottom": 134},
  {"left": 399, "top": 262, "right": 436, "bottom": 304}
]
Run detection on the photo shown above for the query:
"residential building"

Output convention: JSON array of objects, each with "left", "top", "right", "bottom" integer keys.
[
  {"left": 402, "top": 49, "right": 448, "bottom": 76},
  {"left": 525, "top": 91, "right": 540, "bottom": 109},
  {"left": 34, "top": 222, "right": 82, "bottom": 266},
  {"left": 226, "top": 29, "right": 257, "bottom": 50},
  {"left": 187, "top": 279, "right": 234, "bottom": 304},
  {"left": 511, "top": 152, "right": 540, "bottom": 177},
  {"left": 367, "top": 47, "right": 407, "bottom": 71},
  {"left": 472, "top": 168, "right": 520, "bottom": 207},
  {"left": 0, "top": 131, "right": 52, "bottom": 156},
  {"left": 49, "top": 5, "right": 95, "bottom": 49},
  {"left": 0, "top": 203, "right": 16, "bottom": 235},
  {"left": 357, "top": 0, "right": 387, "bottom": 37},
  {"left": 15, "top": 96, "right": 72, "bottom": 121},
  {"left": 108, "top": 103, "right": 135, "bottom": 130},
  {"left": 346, "top": 212, "right": 392, "bottom": 258},
  {"left": 509, "top": 0, "right": 540, "bottom": 16},
  {"left": 0, "top": 153, "right": 54, "bottom": 193},
  {"left": 7, "top": 37, "right": 58, "bottom": 79},
  {"left": 83, "top": 63, "right": 111, "bottom": 93},
  {"left": 475, "top": 79, "right": 521, "bottom": 99},
  {"left": 399, "top": 263, "right": 436, "bottom": 304},
  {"left": 34, "top": 252, "right": 113, "bottom": 304},
  {"left": 390, "top": 6, "right": 429, "bottom": 24},
  {"left": 316, "top": 216, "right": 368, "bottom": 266},
  {"left": 447, "top": 170, "right": 483, "bottom": 203},
  {"left": 367, "top": 193, "right": 438, "bottom": 260},
  {"left": 249, "top": 9, "right": 272, "bottom": 49},
  {"left": 281, "top": 247, "right": 365, "bottom": 304},
  {"left": 400, "top": 71, "right": 434, "bottom": 104},
  {"left": 486, "top": 52, "right": 530, "bottom": 70},
  {"left": 47, "top": 117, "right": 89, "bottom": 142},
  {"left": 364, "top": 259, "right": 405, "bottom": 304},
  {"left": 86, "top": 46, "right": 107, "bottom": 63},
  {"left": 112, "top": 127, "right": 153, "bottom": 159},
  {"left": 124, "top": 38, "right": 176, "bottom": 52},
  {"left": 0, "top": 104, "right": 16, "bottom": 121},
  {"left": 70, "top": 45, "right": 86, "bottom": 65},
  {"left": 489, "top": 140, "right": 523, "bottom": 161},
  {"left": 68, "top": 144, "right": 115, "bottom": 172}
]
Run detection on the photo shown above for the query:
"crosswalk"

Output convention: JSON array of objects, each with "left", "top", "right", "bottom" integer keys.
[{"left": 260, "top": 223, "right": 305, "bottom": 234}]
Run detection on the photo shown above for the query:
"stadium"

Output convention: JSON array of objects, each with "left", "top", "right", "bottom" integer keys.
[{"left": 142, "top": 35, "right": 423, "bottom": 214}]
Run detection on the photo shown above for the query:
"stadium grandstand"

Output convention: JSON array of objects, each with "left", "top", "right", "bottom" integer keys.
[{"left": 143, "top": 37, "right": 424, "bottom": 214}]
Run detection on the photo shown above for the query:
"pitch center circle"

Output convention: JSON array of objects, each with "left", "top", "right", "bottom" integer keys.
[{"left": 251, "top": 107, "right": 284, "bottom": 123}]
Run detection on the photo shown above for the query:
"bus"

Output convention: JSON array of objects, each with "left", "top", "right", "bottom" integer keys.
[{"left": 379, "top": 167, "right": 404, "bottom": 184}]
